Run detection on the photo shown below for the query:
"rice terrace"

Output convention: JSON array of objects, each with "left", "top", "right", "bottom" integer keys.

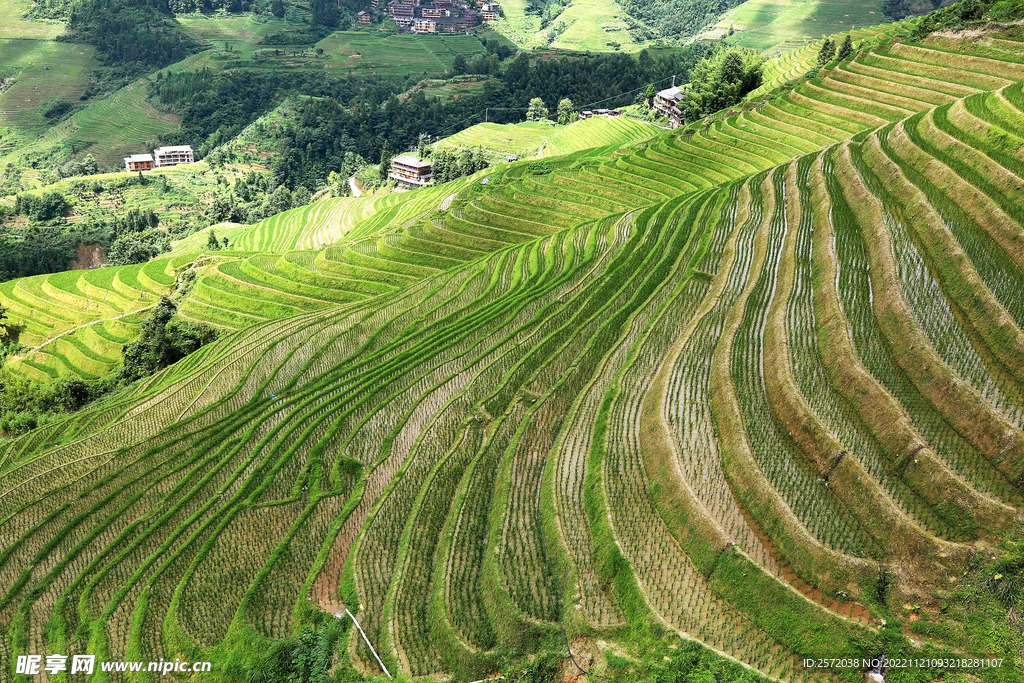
[{"left": 0, "top": 0, "right": 1023, "bottom": 679}]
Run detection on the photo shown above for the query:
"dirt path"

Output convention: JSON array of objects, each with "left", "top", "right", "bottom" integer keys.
[{"left": 21, "top": 304, "right": 156, "bottom": 356}]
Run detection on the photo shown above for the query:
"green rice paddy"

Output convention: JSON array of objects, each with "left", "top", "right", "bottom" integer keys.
[{"left": 1, "top": 18, "right": 1023, "bottom": 683}]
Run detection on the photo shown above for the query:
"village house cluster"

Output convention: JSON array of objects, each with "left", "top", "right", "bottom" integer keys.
[
  {"left": 123, "top": 145, "right": 195, "bottom": 172},
  {"left": 384, "top": 0, "right": 499, "bottom": 34}
]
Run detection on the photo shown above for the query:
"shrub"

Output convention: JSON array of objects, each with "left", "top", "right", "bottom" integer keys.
[
  {"left": 108, "top": 229, "right": 170, "bottom": 265},
  {"left": 117, "top": 297, "right": 218, "bottom": 384},
  {"left": 14, "top": 191, "right": 70, "bottom": 222}
]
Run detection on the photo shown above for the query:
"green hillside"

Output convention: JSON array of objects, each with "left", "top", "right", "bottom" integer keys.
[
  {"left": 714, "top": 0, "right": 885, "bottom": 49},
  {"left": 435, "top": 116, "right": 660, "bottom": 161},
  {"left": 2, "top": 14, "right": 1024, "bottom": 683},
  {"left": 491, "top": 0, "right": 650, "bottom": 51}
]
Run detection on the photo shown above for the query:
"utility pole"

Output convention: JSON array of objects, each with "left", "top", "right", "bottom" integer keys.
[
  {"left": 671, "top": 74, "right": 675, "bottom": 88},
  {"left": 485, "top": 107, "right": 489, "bottom": 123}
]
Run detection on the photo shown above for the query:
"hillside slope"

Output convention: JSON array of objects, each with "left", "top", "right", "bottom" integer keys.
[
  {"left": 435, "top": 116, "right": 660, "bottom": 161},
  {"left": 1, "top": 24, "right": 1024, "bottom": 683}
]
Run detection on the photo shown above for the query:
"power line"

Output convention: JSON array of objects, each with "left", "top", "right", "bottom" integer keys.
[{"left": 574, "top": 72, "right": 679, "bottom": 111}]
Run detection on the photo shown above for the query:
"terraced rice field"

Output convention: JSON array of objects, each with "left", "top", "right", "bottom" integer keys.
[
  {"left": 539, "top": 116, "right": 661, "bottom": 156},
  {"left": 715, "top": 0, "right": 886, "bottom": 49},
  {"left": 491, "top": 0, "right": 651, "bottom": 51},
  {"left": 1, "top": 78, "right": 182, "bottom": 169},
  {"left": 1, "top": 26, "right": 1024, "bottom": 683},
  {"left": 313, "top": 32, "right": 489, "bottom": 76},
  {"left": 0, "top": 0, "right": 63, "bottom": 39},
  {"left": 437, "top": 117, "right": 659, "bottom": 162},
  {"left": 0, "top": 40, "right": 98, "bottom": 143},
  {"left": 436, "top": 121, "right": 561, "bottom": 158}
]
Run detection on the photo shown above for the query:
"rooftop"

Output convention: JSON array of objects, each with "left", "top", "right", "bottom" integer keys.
[
  {"left": 124, "top": 154, "right": 154, "bottom": 162},
  {"left": 153, "top": 145, "right": 194, "bottom": 154},
  {"left": 392, "top": 155, "right": 432, "bottom": 168},
  {"left": 657, "top": 86, "right": 684, "bottom": 100}
]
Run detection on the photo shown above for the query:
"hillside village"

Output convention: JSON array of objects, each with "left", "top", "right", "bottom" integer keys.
[{"left": 381, "top": 0, "right": 501, "bottom": 33}]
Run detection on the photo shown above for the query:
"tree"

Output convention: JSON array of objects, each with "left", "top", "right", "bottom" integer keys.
[
  {"left": 452, "top": 53, "right": 468, "bottom": 75},
  {"left": 118, "top": 297, "right": 217, "bottom": 385},
  {"left": 682, "top": 48, "right": 763, "bottom": 122},
  {"left": 378, "top": 140, "right": 393, "bottom": 183},
  {"left": 221, "top": 237, "right": 229, "bottom": 249},
  {"left": 817, "top": 38, "right": 837, "bottom": 65},
  {"left": 837, "top": 34, "right": 854, "bottom": 61},
  {"left": 262, "top": 185, "right": 292, "bottom": 217},
  {"left": 108, "top": 230, "right": 171, "bottom": 265},
  {"left": 526, "top": 97, "right": 548, "bottom": 122},
  {"left": 310, "top": 0, "right": 339, "bottom": 27},
  {"left": 15, "top": 191, "right": 70, "bottom": 222},
  {"left": 719, "top": 50, "right": 745, "bottom": 84},
  {"left": 556, "top": 97, "right": 576, "bottom": 125},
  {"left": 270, "top": 0, "right": 285, "bottom": 17},
  {"left": 207, "top": 228, "right": 221, "bottom": 250},
  {"left": 291, "top": 185, "right": 312, "bottom": 207}
]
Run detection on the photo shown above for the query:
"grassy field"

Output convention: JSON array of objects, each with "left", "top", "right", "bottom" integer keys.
[
  {"left": 314, "top": 31, "right": 488, "bottom": 76},
  {"left": 491, "top": 0, "right": 651, "bottom": 51},
  {"left": 437, "top": 120, "right": 561, "bottom": 158},
  {"left": 0, "top": 0, "right": 63, "bottom": 39},
  {"left": 713, "top": 0, "right": 885, "bottom": 49},
  {"left": 178, "top": 28, "right": 493, "bottom": 77},
  {"left": 436, "top": 116, "right": 660, "bottom": 161},
  {"left": 1, "top": 21, "right": 1024, "bottom": 683},
  {"left": 176, "top": 13, "right": 291, "bottom": 55},
  {"left": 1, "top": 78, "right": 182, "bottom": 169},
  {"left": 0, "top": 40, "right": 99, "bottom": 146},
  {"left": 410, "top": 75, "right": 492, "bottom": 102}
]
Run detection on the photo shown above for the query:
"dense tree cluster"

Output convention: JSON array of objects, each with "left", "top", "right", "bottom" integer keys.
[
  {"left": 108, "top": 230, "right": 170, "bottom": 265},
  {"left": 55, "top": 155, "right": 100, "bottom": 181},
  {"left": 908, "top": 0, "right": 1022, "bottom": 35},
  {"left": 152, "top": 44, "right": 714, "bottom": 195},
  {"left": 13, "top": 191, "right": 69, "bottom": 222},
  {"left": 837, "top": 34, "right": 854, "bottom": 61},
  {"left": 882, "top": 0, "right": 953, "bottom": 20},
  {"left": 497, "top": 47, "right": 713, "bottom": 116},
  {"left": 151, "top": 69, "right": 383, "bottom": 158},
  {"left": 57, "top": 0, "right": 200, "bottom": 81},
  {"left": 680, "top": 48, "right": 763, "bottom": 122},
  {"left": 0, "top": 226, "right": 78, "bottom": 281},
  {"left": 117, "top": 296, "right": 218, "bottom": 383},
  {"left": 430, "top": 148, "right": 490, "bottom": 183},
  {"left": 156, "top": 43, "right": 713, "bottom": 167},
  {"left": 0, "top": 190, "right": 112, "bottom": 281},
  {"left": 0, "top": 197, "right": 174, "bottom": 280},
  {"left": 268, "top": 98, "right": 368, "bottom": 192}
]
